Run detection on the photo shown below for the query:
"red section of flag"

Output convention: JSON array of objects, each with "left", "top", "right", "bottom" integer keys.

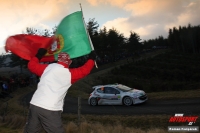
[
  {"left": 40, "top": 55, "right": 55, "bottom": 62},
  {"left": 5, "top": 34, "right": 55, "bottom": 61}
]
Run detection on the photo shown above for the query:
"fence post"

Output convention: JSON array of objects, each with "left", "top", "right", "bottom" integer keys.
[
  {"left": 23, "top": 98, "right": 27, "bottom": 118},
  {"left": 78, "top": 97, "right": 81, "bottom": 126}
]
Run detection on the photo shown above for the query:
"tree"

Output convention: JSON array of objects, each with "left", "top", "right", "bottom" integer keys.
[
  {"left": 0, "top": 54, "right": 7, "bottom": 67},
  {"left": 127, "top": 31, "right": 142, "bottom": 55},
  {"left": 95, "top": 27, "right": 109, "bottom": 62},
  {"left": 107, "top": 28, "right": 126, "bottom": 62},
  {"left": 86, "top": 18, "right": 100, "bottom": 51},
  {"left": 8, "top": 54, "right": 28, "bottom": 73},
  {"left": 98, "top": 26, "right": 108, "bottom": 50},
  {"left": 87, "top": 18, "right": 99, "bottom": 37},
  {"left": 168, "top": 28, "right": 173, "bottom": 49},
  {"left": 24, "top": 26, "right": 56, "bottom": 37}
]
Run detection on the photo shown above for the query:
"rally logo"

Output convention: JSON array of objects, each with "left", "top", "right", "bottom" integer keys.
[
  {"left": 46, "top": 34, "right": 64, "bottom": 56},
  {"left": 169, "top": 114, "right": 198, "bottom": 125}
]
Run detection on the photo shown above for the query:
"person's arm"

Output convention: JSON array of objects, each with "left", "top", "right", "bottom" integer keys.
[
  {"left": 28, "top": 57, "right": 48, "bottom": 77},
  {"left": 28, "top": 48, "right": 48, "bottom": 77},
  {"left": 69, "top": 59, "right": 94, "bottom": 84},
  {"left": 69, "top": 51, "right": 96, "bottom": 84}
]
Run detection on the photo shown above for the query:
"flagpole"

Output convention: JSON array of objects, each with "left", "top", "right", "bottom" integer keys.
[{"left": 79, "top": 3, "right": 98, "bottom": 68}]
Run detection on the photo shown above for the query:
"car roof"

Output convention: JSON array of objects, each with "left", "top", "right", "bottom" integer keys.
[{"left": 93, "top": 83, "right": 120, "bottom": 89}]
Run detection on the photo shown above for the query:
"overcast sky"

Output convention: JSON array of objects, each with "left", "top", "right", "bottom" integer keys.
[{"left": 0, "top": 0, "right": 200, "bottom": 54}]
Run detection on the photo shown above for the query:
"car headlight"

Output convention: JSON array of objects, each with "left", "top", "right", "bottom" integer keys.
[
  {"left": 132, "top": 94, "right": 139, "bottom": 98},
  {"left": 139, "top": 92, "right": 145, "bottom": 96}
]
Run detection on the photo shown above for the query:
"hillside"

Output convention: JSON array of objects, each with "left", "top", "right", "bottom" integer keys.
[
  {"left": 67, "top": 48, "right": 200, "bottom": 100},
  {"left": 67, "top": 49, "right": 170, "bottom": 98}
]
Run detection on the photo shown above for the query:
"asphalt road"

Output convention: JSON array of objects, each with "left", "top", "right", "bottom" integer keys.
[
  {"left": 24, "top": 91, "right": 200, "bottom": 115},
  {"left": 64, "top": 96, "right": 200, "bottom": 115}
]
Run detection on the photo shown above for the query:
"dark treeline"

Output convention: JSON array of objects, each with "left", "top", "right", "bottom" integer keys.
[
  {"left": 143, "top": 24, "right": 200, "bottom": 54},
  {"left": 87, "top": 18, "right": 146, "bottom": 66},
  {"left": 80, "top": 20, "right": 200, "bottom": 66},
  {"left": 1, "top": 19, "right": 200, "bottom": 68},
  {"left": 168, "top": 24, "right": 200, "bottom": 54}
]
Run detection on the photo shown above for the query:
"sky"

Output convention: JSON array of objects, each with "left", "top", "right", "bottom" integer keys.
[{"left": 0, "top": 0, "right": 200, "bottom": 54}]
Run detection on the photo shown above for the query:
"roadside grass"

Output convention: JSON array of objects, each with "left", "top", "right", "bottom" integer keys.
[{"left": 147, "top": 89, "right": 200, "bottom": 100}]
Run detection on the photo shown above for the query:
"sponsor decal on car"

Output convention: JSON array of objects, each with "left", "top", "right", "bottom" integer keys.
[{"left": 102, "top": 95, "right": 119, "bottom": 100}]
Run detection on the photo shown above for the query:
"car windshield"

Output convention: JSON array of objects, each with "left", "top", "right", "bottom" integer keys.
[{"left": 116, "top": 84, "right": 133, "bottom": 92}]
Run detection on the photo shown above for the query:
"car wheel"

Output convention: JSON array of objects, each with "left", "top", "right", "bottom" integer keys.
[
  {"left": 123, "top": 96, "right": 133, "bottom": 106},
  {"left": 90, "top": 98, "right": 98, "bottom": 106}
]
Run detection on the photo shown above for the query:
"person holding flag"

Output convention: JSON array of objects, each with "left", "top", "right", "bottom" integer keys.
[
  {"left": 24, "top": 48, "right": 96, "bottom": 133},
  {"left": 5, "top": 10, "right": 97, "bottom": 132}
]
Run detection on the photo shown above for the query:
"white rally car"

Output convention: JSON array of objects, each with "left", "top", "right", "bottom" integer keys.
[{"left": 88, "top": 84, "right": 148, "bottom": 106}]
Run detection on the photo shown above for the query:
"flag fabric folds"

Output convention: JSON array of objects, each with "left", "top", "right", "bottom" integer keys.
[
  {"left": 54, "top": 11, "right": 92, "bottom": 59},
  {"left": 5, "top": 11, "right": 92, "bottom": 62},
  {"left": 5, "top": 34, "right": 55, "bottom": 61}
]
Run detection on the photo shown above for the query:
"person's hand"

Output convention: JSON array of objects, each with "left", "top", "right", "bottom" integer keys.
[
  {"left": 35, "top": 48, "right": 47, "bottom": 60},
  {"left": 88, "top": 50, "right": 97, "bottom": 60}
]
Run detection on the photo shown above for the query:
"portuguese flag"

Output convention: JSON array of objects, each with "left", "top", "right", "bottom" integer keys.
[
  {"left": 5, "top": 11, "right": 92, "bottom": 62},
  {"left": 41, "top": 11, "right": 92, "bottom": 62}
]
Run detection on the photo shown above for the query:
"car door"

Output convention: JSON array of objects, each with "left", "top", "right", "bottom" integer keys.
[
  {"left": 94, "top": 87, "right": 106, "bottom": 105},
  {"left": 103, "top": 87, "right": 121, "bottom": 105}
]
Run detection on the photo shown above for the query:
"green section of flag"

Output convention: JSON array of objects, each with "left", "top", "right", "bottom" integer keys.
[{"left": 55, "top": 11, "right": 92, "bottom": 59}]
